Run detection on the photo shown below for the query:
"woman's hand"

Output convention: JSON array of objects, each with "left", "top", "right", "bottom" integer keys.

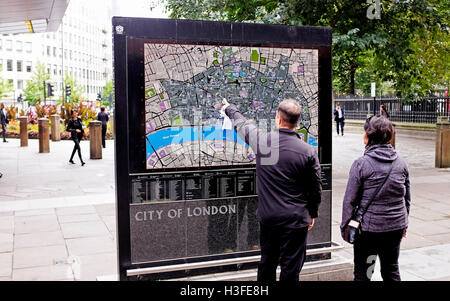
[
  {"left": 308, "top": 218, "right": 315, "bottom": 231},
  {"left": 76, "top": 129, "right": 81, "bottom": 133},
  {"left": 403, "top": 231, "right": 407, "bottom": 238}
]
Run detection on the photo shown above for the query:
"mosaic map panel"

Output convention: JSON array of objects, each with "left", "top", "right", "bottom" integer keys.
[{"left": 144, "top": 44, "right": 319, "bottom": 169}]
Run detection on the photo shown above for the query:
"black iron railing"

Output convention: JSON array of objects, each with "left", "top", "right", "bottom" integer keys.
[{"left": 333, "top": 96, "right": 450, "bottom": 123}]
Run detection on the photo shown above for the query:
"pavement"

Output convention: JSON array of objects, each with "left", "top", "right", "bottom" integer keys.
[{"left": 0, "top": 126, "right": 449, "bottom": 281}]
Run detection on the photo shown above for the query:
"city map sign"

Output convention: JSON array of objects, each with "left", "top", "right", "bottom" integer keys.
[{"left": 113, "top": 17, "right": 332, "bottom": 280}]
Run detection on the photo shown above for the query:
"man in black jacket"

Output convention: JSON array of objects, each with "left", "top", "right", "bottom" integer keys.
[
  {"left": 333, "top": 103, "right": 345, "bottom": 136},
  {"left": 0, "top": 103, "right": 8, "bottom": 143},
  {"left": 222, "top": 98, "right": 322, "bottom": 281},
  {"left": 97, "top": 106, "right": 109, "bottom": 148}
]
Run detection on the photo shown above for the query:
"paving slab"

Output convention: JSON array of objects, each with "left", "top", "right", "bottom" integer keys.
[
  {"left": 0, "top": 253, "right": 12, "bottom": 277},
  {"left": 60, "top": 221, "right": 111, "bottom": 239},
  {"left": 14, "top": 214, "right": 60, "bottom": 234},
  {"left": 56, "top": 205, "right": 97, "bottom": 216},
  {"left": 0, "top": 233, "right": 13, "bottom": 253},
  {"left": 75, "top": 252, "right": 117, "bottom": 281},
  {"left": 66, "top": 236, "right": 116, "bottom": 256},
  {"left": 13, "top": 245, "right": 68, "bottom": 269},
  {"left": 58, "top": 213, "right": 101, "bottom": 224},
  {"left": 12, "top": 264, "right": 74, "bottom": 281},
  {"left": 0, "top": 216, "right": 14, "bottom": 234},
  {"left": 14, "top": 231, "right": 65, "bottom": 249}
]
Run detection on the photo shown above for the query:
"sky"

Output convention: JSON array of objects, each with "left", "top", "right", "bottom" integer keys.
[{"left": 111, "top": 0, "right": 169, "bottom": 18}]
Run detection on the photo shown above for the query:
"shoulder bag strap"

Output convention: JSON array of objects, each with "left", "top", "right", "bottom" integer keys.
[{"left": 356, "top": 158, "right": 396, "bottom": 220}]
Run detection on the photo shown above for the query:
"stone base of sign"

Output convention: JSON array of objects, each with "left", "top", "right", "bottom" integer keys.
[{"left": 97, "top": 254, "right": 353, "bottom": 281}]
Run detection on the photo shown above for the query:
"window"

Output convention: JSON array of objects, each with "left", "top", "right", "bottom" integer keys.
[
  {"left": 26, "top": 61, "right": 32, "bottom": 72},
  {"left": 25, "top": 42, "right": 32, "bottom": 53},
  {"left": 0, "top": 59, "right": 3, "bottom": 71},
  {"left": 16, "top": 41, "right": 22, "bottom": 52},
  {"left": 17, "top": 60, "right": 22, "bottom": 72},
  {"left": 0, "top": 39, "right": 2, "bottom": 50},
  {"left": 17, "top": 80, "right": 23, "bottom": 89},
  {"left": 47, "top": 46, "right": 50, "bottom": 56},
  {"left": 53, "top": 47, "right": 56, "bottom": 57},
  {"left": 6, "top": 40, "right": 12, "bottom": 51},
  {"left": 53, "top": 64, "right": 57, "bottom": 75},
  {"left": 8, "top": 79, "right": 13, "bottom": 87},
  {"left": 64, "top": 49, "right": 67, "bottom": 59},
  {"left": 7, "top": 59, "right": 13, "bottom": 71}
]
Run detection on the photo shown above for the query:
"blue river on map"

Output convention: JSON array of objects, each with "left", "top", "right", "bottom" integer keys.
[
  {"left": 146, "top": 126, "right": 249, "bottom": 159},
  {"left": 146, "top": 126, "right": 318, "bottom": 159}
]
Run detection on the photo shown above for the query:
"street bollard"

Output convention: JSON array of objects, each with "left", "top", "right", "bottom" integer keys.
[
  {"left": 38, "top": 118, "right": 50, "bottom": 153},
  {"left": 89, "top": 120, "right": 102, "bottom": 159},
  {"left": 50, "top": 114, "right": 61, "bottom": 142},
  {"left": 109, "top": 113, "right": 114, "bottom": 139},
  {"left": 435, "top": 116, "right": 450, "bottom": 168},
  {"left": 18, "top": 116, "right": 28, "bottom": 147}
]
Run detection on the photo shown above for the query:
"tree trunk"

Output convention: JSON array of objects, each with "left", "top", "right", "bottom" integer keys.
[{"left": 348, "top": 67, "right": 356, "bottom": 95}]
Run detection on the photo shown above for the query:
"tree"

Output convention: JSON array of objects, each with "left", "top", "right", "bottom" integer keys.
[
  {"left": 64, "top": 72, "right": 84, "bottom": 103},
  {"left": 23, "top": 61, "right": 51, "bottom": 105},
  {"left": 0, "top": 66, "right": 13, "bottom": 100},
  {"left": 101, "top": 80, "right": 114, "bottom": 107},
  {"left": 164, "top": 0, "right": 449, "bottom": 98}
]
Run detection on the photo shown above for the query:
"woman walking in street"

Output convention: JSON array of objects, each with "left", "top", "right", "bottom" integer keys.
[
  {"left": 341, "top": 115, "right": 411, "bottom": 281},
  {"left": 67, "top": 109, "right": 86, "bottom": 166}
]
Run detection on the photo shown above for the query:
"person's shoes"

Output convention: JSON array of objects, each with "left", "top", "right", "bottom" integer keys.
[
  {"left": 69, "top": 160, "right": 75, "bottom": 164},
  {"left": 81, "top": 161, "right": 86, "bottom": 166},
  {"left": 3, "top": 140, "right": 7, "bottom": 143},
  {"left": 0, "top": 172, "right": 3, "bottom": 178}
]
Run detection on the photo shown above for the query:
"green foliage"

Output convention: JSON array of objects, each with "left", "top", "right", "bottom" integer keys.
[
  {"left": 0, "top": 66, "right": 13, "bottom": 100},
  {"left": 102, "top": 80, "right": 114, "bottom": 107},
  {"left": 164, "top": 0, "right": 450, "bottom": 98},
  {"left": 64, "top": 72, "right": 84, "bottom": 103},
  {"left": 23, "top": 61, "right": 51, "bottom": 105}
]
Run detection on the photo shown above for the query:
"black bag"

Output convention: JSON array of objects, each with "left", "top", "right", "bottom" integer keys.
[{"left": 343, "top": 160, "right": 396, "bottom": 244}]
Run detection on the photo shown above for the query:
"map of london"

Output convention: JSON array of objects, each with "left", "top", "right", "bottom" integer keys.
[{"left": 144, "top": 43, "right": 319, "bottom": 169}]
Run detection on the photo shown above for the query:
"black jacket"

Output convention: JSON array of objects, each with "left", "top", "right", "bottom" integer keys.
[
  {"left": 334, "top": 108, "right": 345, "bottom": 121},
  {"left": 97, "top": 111, "right": 109, "bottom": 128},
  {"left": 66, "top": 118, "right": 84, "bottom": 141},
  {"left": 0, "top": 109, "right": 8, "bottom": 125},
  {"left": 341, "top": 144, "right": 410, "bottom": 236},
  {"left": 225, "top": 105, "right": 322, "bottom": 229}
]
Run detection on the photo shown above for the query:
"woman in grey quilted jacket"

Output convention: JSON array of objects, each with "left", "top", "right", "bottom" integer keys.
[{"left": 341, "top": 115, "right": 411, "bottom": 281}]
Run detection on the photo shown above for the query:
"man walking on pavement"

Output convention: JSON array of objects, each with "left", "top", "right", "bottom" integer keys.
[
  {"left": 0, "top": 103, "right": 9, "bottom": 143},
  {"left": 221, "top": 98, "right": 322, "bottom": 281},
  {"left": 97, "top": 106, "right": 109, "bottom": 148},
  {"left": 334, "top": 103, "right": 345, "bottom": 136}
]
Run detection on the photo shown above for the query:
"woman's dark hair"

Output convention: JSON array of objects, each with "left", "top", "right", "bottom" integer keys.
[
  {"left": 364, "top": 115, "right": 394, "bottom": 146},
  {"left": 71, "top": 109, "right": 78, "bottom": 116}
]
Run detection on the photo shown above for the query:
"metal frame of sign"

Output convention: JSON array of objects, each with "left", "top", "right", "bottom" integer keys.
[{"left": 113, "top": 17, "right": 332, "bottom": 280}]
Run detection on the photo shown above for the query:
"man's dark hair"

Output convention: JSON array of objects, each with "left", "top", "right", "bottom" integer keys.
[
  {"left": 364, "top": 115, "right": 394, "bottom": 146},
  {"left": 277, "top": 99, "right": 301, "bottom": 128},
  {"left": 100, "top": 106, "right": 106, "bottom": 112}
]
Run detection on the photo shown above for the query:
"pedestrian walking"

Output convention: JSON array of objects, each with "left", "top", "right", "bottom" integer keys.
[
  {"left": 380, "top": 104, "right": 390, "bottom": 119},
  {"left": 0, "top": 103, "right": 9, "bottom": 143},
  {"left": 66, "top": 109, "right": 86, "bottom": 166},
  {"left": 334, "top": 103, "right": 345, "bottom": 136},
  {"left": 97, "top": 106, "right": 109, "bottom": 148},
  {"left": 341, "top": 115, "right": 411, "bottom": 281},
  {"left": 221, "top": 98, "right": 322, "bottom": 282}
]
